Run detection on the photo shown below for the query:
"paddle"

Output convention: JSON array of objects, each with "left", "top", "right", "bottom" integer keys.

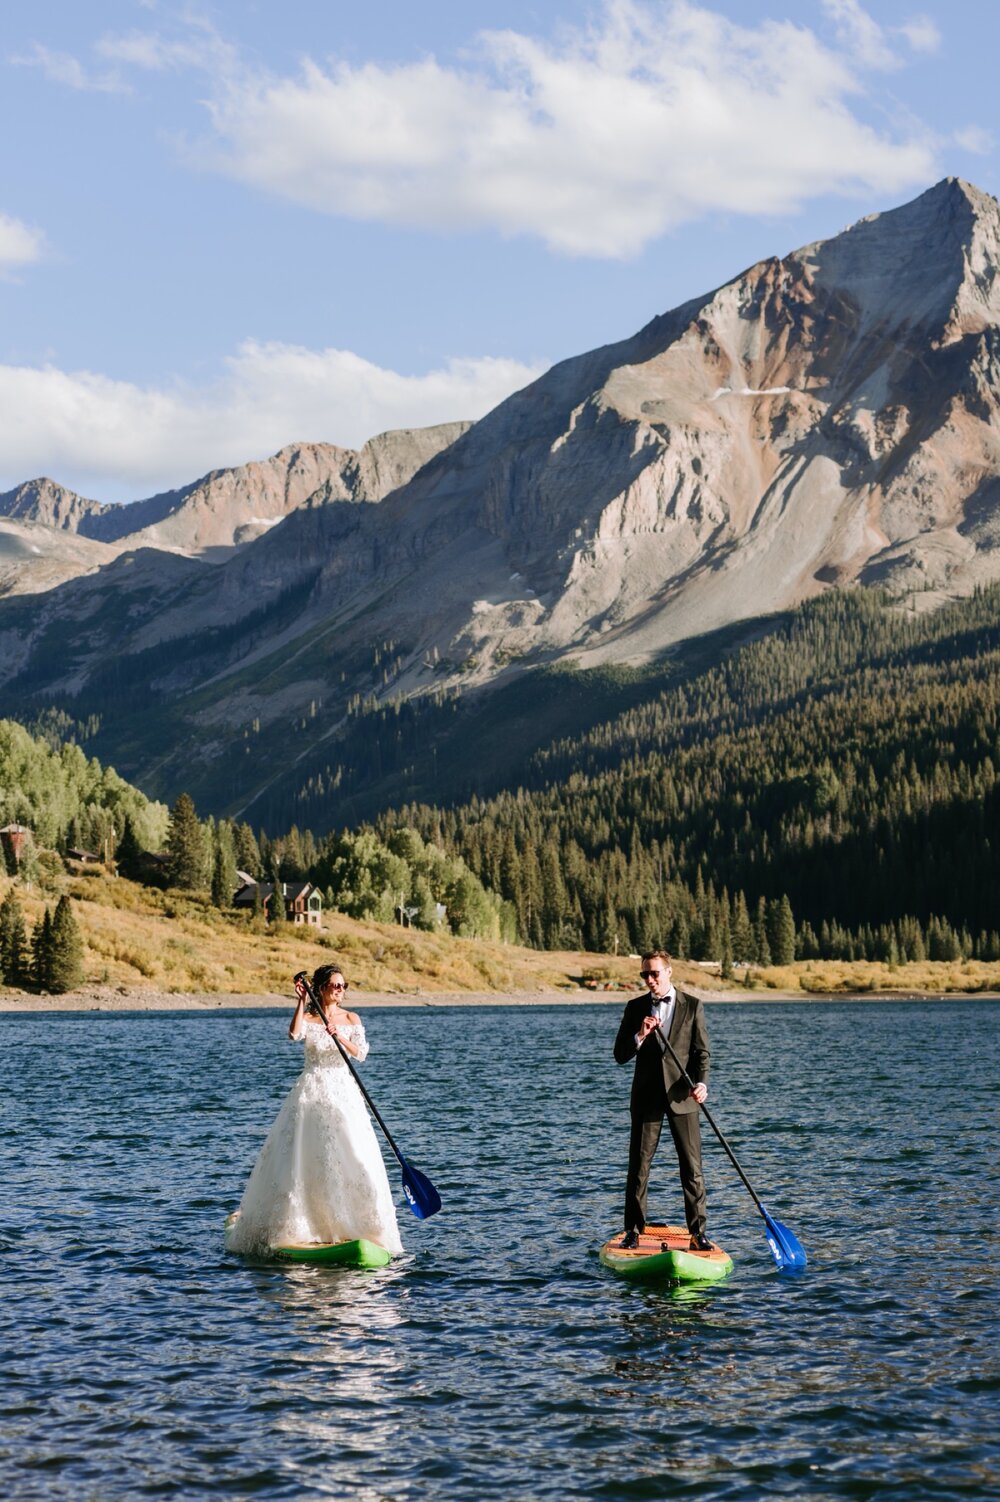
[
  {"left": 293, "top": 972, "right": 442, "bottom": 1220},
  {"left": 658, "top": 1031, "right": 807, "bottom": 1271}
]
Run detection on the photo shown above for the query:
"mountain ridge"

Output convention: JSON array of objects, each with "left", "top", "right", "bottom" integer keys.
[
  {"left": 3, "top": 177, "right": 1000, "bottom": 820},
  {"left": 0, "top": 422, "right": 471, "bottom": 568}
]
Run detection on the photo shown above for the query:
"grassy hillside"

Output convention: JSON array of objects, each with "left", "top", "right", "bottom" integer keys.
[
  {"left": 2, "top": 873, "right": 997, "bottom": 1000},
  {"left": 0, "top": 869, "right": 609, "bottom": 996}
]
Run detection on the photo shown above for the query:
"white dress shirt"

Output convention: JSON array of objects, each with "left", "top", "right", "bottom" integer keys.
[{"left": 636, "top": 985, "right": 676, "bottom": 1048}]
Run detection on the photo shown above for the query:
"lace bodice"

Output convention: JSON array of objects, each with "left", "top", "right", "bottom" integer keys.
[{"left": 302, "top": 1021, "right": 369, "bottom": 1066}]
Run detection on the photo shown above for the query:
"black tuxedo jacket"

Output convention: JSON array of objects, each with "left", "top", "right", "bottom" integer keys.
[{"left": 613, "top": 988, "right": 710, "bottom": 1116}]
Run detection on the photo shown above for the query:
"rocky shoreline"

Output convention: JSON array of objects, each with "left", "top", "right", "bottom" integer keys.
[
  {"left": 2, "top": 983, "right": 994, "bottom": 1013},
  {"left": 0, "top": 983, "right": 609, "bottom": 1013}
]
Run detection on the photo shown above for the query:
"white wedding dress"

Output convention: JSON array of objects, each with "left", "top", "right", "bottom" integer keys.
[{"left": 227, "top": 1021, "right": 403, "bottom": 1256}]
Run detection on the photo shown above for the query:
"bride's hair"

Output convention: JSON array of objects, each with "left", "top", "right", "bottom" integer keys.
[{"left": 311, "top": 963, "right": 347, "bottom": 999}]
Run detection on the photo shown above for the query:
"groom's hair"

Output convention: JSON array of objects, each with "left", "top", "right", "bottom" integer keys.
[{"left": 641, "top": 949, "right": 672, "bottom": 966}]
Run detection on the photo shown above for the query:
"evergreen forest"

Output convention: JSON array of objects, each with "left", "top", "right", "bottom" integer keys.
[
  {"left": 3, "top": 585, "right": 1000, "bottom": 971},
  {"left": 368, "top": 586, "right": 1000, "bottom": 962}
]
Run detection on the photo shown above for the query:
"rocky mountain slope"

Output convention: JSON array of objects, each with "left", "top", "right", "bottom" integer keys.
[
  {"left": 0, "top": 423, "right": 470, "bottom": 564},
  {"left": 0, "top": 477, "right": 109, "bottom": 534},
  {"left": 3, "top": 177, "right": 1000, "bottom": 818},
  {"left": 0, "top": 517, "right": 123, "bottom": 598}
]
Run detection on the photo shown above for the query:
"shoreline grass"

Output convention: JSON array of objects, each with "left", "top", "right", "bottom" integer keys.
[{"left": 2, "top": 872, "right": 998, "bottom": 1001}]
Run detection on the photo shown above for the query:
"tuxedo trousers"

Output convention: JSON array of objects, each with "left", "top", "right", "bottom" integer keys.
[{"left": 625, "top": 1102, "right": 706, "bottom": 1236}]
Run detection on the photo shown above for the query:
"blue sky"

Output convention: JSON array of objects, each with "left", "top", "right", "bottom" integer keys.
[{"left": 1, "top": 0, "right": 995, "bottom": 502}]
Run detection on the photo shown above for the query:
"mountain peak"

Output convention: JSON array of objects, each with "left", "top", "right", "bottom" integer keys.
[
  {"left": 791, "top": 177, "right": 1000, "bottom": 338},
  {"left": 0, "top": 477, "right": 108, "bottom": 531},
  {"left": 6, "top": 180, "right": 1000, "bottom": 816}
]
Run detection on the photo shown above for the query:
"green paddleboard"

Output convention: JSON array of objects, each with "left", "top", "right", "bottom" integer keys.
[
  {"left": 224, "top": 1211, "right": 391, "bottom": 1267},
  {"left": 599, "top": 1224, "right": 733, "bottom": 1283}
]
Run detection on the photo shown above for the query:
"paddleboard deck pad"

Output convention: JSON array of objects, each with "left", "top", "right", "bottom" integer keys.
[
  {"left": 224, "top": 1211, "right": 391, "bottom": 1267},
  {"left": 599, "top": 1224, "right": 733, "bottom": 1283}
]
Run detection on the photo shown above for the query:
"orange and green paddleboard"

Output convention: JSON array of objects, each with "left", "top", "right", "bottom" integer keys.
[{"left": 599, "top": 1224, "right": 733, "bottom": 1283}]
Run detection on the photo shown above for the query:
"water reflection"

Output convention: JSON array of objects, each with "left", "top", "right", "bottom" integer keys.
[{"left": 237, "top": 1260, "right": 411, "bottom": 1474}]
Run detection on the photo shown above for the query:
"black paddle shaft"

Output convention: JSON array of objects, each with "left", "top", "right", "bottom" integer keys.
[
  {"left": 658, "top": 1030, "right": 769, "bottom": 1218},
  {"left": 293, "top": 972, "right": 408, "bottom": 1169}
]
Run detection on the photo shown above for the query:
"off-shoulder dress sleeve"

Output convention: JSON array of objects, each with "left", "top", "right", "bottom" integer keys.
[{"left": 347, "top": 1023, "right": 369, "bottom": 1062}]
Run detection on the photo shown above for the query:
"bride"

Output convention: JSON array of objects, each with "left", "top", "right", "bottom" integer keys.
[{"left": 226, "top": 963, "right": 403, "bottom": 1256}]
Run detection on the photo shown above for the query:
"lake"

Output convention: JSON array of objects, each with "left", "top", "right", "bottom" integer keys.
[{"left": 1, "top": 999, "right": 997, "bottom": 1499}]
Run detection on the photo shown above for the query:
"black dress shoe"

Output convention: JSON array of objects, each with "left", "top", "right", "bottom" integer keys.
[
  {"left": 619, "top": 1230, "right": 640, "bottom": 1249},
  {"left": 689, "top": 1233, "right": 713, "bottom": 1251}
]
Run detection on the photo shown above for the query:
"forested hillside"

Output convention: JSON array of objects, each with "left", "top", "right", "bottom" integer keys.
[
  {"left": 0, "top": 718, "right": 514, "bottom": 955},
  {"left": 0, "top": 717, "right": 169, "bottom": 859},
  {"left": 367, "top": 588, "right": 1000, "bottom": 962},
  {"left": 6, "top": 586, "right": 1000, "bottom": 969}
]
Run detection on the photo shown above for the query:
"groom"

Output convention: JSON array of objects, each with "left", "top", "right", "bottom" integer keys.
[{"left": 613, "top": 949, "right": 712, "bottom": 1250}]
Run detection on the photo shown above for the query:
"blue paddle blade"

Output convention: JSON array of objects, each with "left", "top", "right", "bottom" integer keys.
[
  {"left": 401, "top": 1160, "right": 442, "bottom": 1220},
  {"left": 761, "top": 1206, "right": 807, "bottom": 1271}
]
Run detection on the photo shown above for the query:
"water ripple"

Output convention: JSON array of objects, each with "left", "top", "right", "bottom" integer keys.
[{"left": 0, "top": 1000, "right": 997, "bottom": 1499}]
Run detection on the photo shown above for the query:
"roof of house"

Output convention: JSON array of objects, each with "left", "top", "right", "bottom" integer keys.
[{"left": 232, "top": 880, "right": 319, "bottom": 906}]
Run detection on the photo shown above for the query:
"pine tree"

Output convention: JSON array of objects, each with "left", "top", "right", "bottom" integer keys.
[
  {"left": 597, "top": 897, "right": 619, "bottom": 955},
  {"left": 669, "top": 907, "right": 690, "bottom": 959},
  {"left": 732, "top": 891, "right": 754, "bottom": 963},
  {"left": 211, "top": 848, "right": 228, "bottom": 909},
  {"left": 268, "top": 850, "right": 285, "bottom": 926},
  {"left": 0, "top": 889, "right": 28, "bottom": 985},
  {"left": 49, "top": 896, "right": 83, "bottom": 993},
  {"left": 234, "top": 823, "right": 262, "bottom": 879},
  {"left": 539, "top": 841, "right": 567, "bottom": 948},
  {"left": 797, "top": 921, "right": 820, "bottom": 960},
  {"left": 720, "top": 920, "right": 734, "bottom": 979},
  {"left": 115, "top": 814, "right": 145, "bottom": 874},
  {"left": 211, "top": 828, "right": 238, "bottom": 910},
  {"left": 753, "top": 898, "right": 771, "bottom": 965},
  {"left": 282, "top": 826, "right": 305, "bottom": 879},
  {"left": 768, "top": 895, "right": 796, "bottom": 966},
  {"left": 165, "top": 793, "right": 207, "bottom": 890},
  {"left": 33, "top": 908, "right": 54, "bottom": 990}
]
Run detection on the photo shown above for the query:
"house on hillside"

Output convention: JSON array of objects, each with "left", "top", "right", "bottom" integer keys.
[
  {"left": 233, "top": 880, "right": 322, "bottom": 926},
  {"left": 0, "top": 823, "right": 32, "bottom": 869},
  {"left": 66, "top": 847, "right": 102, "bottom": 865}
]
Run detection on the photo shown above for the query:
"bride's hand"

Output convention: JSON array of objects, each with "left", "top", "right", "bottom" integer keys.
[{"left": 328, "top": 1024, "right": 359, "bottom": 1057}]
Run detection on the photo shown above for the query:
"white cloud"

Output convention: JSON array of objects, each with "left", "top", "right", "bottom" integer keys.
[
  {"left": 168, "top": 0, "right": 939, "bottom": 259},
  {"left": 0, "top": 342, "right": 545, "bottom": 500},
  {"left": 954, "top": 125, "right": 993, "bottom": 156},
  {"left": 0, "top": 213, "right": 46, "bottom": 273},
  {"left": 10, "top": 16, "right": 234, "bottom": 94},
  {"left": 897, "top": 16, "right": 942, "bottom": 55},
  {"left": 95, "top": 21, "right": 236, "bottom": 75},
  {"left": 9, "top": 41, "right": 130, "bottom": 94},
  {"left": 11, "top": 4, "right": 944, "bottom": 261},
  {"left": 821, "top": 0, "right": 899, "bottom": 70}
]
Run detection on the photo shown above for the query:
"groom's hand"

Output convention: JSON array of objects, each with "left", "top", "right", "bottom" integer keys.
[{"left": 637, "top": 1014, "right": 659, "bottom": 1043}]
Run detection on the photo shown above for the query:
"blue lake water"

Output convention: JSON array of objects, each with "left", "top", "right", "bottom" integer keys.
[{"left": 0, "top": 999, "right": 997, "bottom": 1500}]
